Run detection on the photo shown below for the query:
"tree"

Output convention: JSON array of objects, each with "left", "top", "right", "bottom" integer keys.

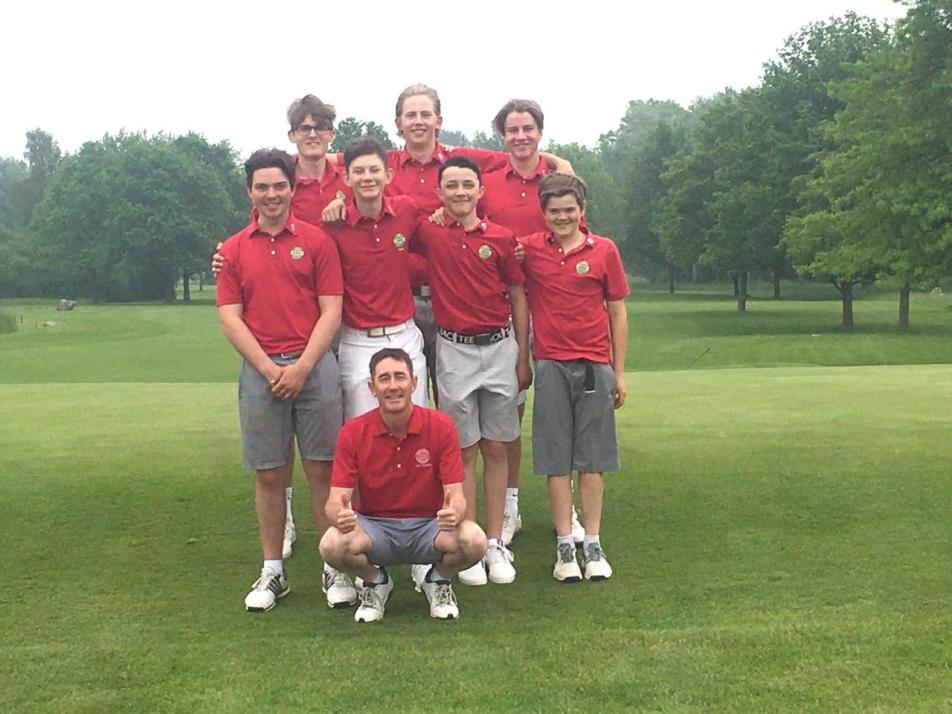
[
  {"left": 331, "top": 117, "right": 396, "bottom": 152},
  {"left": 0, "top": 157, "right": 27, "bottom": 229},
  {"left": 7, "top": 129, "right": 62, "bottom": 227},
  {"left": 29, "top": 133, "right": 237, "bottom": 302},
  {"left": 783, "top": 5, "right": 951, "bottom": 329},
  {"left": 471, "top": 130, "right": 505, "bottom": 151},
  {"left": 439, "top": 129, "right": 471, "bottom": 147},
  {"left": 621, "top": 118, "right": 691, "bottom": 291}
]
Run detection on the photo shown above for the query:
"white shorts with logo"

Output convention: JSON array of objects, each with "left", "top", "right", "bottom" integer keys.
[
  {"left": 435, "top": 331, "right": 520, "bottom": 449},
  {"left": 338, "top": 320, "right": 428, "bottom": 420}
]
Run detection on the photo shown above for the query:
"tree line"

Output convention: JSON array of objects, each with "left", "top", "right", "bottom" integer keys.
[{"left": 1, "top": 2, "right": 949, "bottom": 329}]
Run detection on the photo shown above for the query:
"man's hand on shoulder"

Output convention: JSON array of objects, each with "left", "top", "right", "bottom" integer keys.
[{"left": 321, "top": 197, "right": 346, "bottom": 224}]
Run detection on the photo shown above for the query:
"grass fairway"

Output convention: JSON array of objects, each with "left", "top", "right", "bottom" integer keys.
[{"left": 1, "top": 287, "right": 951, "bottom": 712}]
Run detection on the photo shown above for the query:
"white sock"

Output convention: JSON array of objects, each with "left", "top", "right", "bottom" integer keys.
[
  {"left": 488, "top": 538, "right": 501, "bottom": 549},
  {"left": 264, "top": 559, "right": 283, "bottom": 576},
  {"left": 583, "top": 534, "right": 600, "bottom": 550},
  {"left": 285, "top": 488, "right": 294, "bottom": 525},
  {"left": 323, "top": 561, "right": 334, "bottom": 574},
  {"left": 556, "top": 535, "right": 575, "bottom": 549}
]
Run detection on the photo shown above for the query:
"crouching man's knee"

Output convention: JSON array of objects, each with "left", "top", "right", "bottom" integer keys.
[
  {"left": 457, "top": 520, "right": 488, "bottom": 564},
  {"left": 319, "top": 527, "right": 347, "bottom": 567}
]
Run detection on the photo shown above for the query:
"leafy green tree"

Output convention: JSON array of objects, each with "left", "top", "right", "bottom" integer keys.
[
  {"left": 30, "top": 133, "right": 236, "bottom": 302},
  {"left": 439, "top": 129, "right": 471, "bottom": 147},
  {"left": 331, "top": 117, "right": 396, "bottom": 152},
  {"left": 599, "top": 99, "right": 692, "bottom": 183},
  {"left": 621, "top": 118, "right": 690, "bottom": 291},
  {"left": 471, "top": 130, "right": 505, "bottom": 151},
  {"left": 7, "top": 129, "right": 62, "bottom": 228},
  {"left": 0, "top": 157, "right": 27, "bottom": 229},
  {"left": 783, "top": 5, "right": 950, "bottom": 330}
]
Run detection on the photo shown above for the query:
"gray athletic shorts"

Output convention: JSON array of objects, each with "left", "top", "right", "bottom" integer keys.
[
  {"left": 356, "top": 514, "right": 442, "bottom": 565},
  {"left": 436, "top": 332, "right": 520, "bottom": 448},
  {"left": 238, "top": 351, "right": 342, "bottom": 470},
  {"left": 532, "top": 359, "right": 620, "bottom": 475}
]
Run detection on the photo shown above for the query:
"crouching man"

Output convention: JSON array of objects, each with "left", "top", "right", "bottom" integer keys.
[{"left": 320, "top": 348, "right": 487, "bottom": 622}]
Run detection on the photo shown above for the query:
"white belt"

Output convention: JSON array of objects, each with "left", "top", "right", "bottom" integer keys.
[{"left": 364, "top": 319, "right": 414, "bottom": 338}]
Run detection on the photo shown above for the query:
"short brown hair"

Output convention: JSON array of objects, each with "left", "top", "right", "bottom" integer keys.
[
  {"left": 493, "top": 99, "right": 544, "bottom": 136},
  {"left": 539, "top": 173, "right": 587, "bottom": 209},
  {"left": 287, "top": 94, "right": 336, "bottom": 131},
  {"left": 343, "top": 137, "right": 389, "bottom": 171},
  {"left": 244, "top": 148, "right": 296, "bottom": 189},
  {"left": 369, "top": 348, "right": 414, "bottom": 379}
]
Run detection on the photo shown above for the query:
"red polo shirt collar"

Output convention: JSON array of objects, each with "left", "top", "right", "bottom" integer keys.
[
  {"left": 506, "top": 156, "right": 549, "bottom": 181},
  {"left": 397, "top": 142, "right": 449, "bottom": 168},
  {"left": 294, "top": 155, "right": 341, "bottom": 186},
  {"left": 370, "top": 407, "right": 424, "bottom": 438},
  {"left": 244, "top": 211, "right": 300, "bottom": 238},
  {"left": 546, "top": 227, "right": 596, "bottom": 254},
  {"left": 344, "top": 196, "right": 398, "bottom": 228}
]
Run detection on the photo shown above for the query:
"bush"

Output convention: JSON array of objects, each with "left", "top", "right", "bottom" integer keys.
[{"left": 0, "top": 311, "right": 16, "bottom": 335}]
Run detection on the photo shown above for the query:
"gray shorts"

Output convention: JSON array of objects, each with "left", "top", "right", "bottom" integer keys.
[
  {"left": 436, "top": 332, "right": 520, "bottom": 448},
  {"left": 238, "top": 351, "right": 342, "bottom": 470},
  {"left": 356, "top": 514, "right": 442, "bottom": 566},
  {"left": 532, "top": 359, "right": 620, "bottom": 475}
]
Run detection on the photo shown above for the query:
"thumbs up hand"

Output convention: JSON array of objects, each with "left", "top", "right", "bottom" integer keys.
[
  {"left": 437, "top": 489, "right": 459, "bottom": 531},
  {"left": 337, "top": 491, "right": 356, "bottom": 533}
]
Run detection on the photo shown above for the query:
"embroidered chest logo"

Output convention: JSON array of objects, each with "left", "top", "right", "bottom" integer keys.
[
  {"left": 576, "top": 260, "right": 590, "bottom": 275},
  {"left": 415, "top": 448, "right": 431, "bottom": 466},
  {"left": 393, "top": 233, "right": 407, "bottom": 249},
  {"left": 289, "top": 246, "right": 305, "bottom": 260},
  {"left": 478, "top": 244, "right": 493, "bottom": 260}
]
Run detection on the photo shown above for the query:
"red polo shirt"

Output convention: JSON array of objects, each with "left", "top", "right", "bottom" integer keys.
[
  {"left": 216, "top": 215, "right": 344, "bottom": 355},
  {"left": 331, "top": 406, "right": 465, "bottom": 518},
  {"left": 521, "top": 229, "right": 629, "bottom": 363},
  {"left": 292, "top": 156, "right": 350, "bottom": 225},
  {"left": 386, "top": 144, "right": 509, "bottom": 213},
  {"left": 321, "top": 195, "right": 424, "bottom": 329},
  {"left": 480, "top": 157, "right": 551, "bottom": 237},
  {"left": 415, "top": 219, "right": 524, "bottom": 333}
]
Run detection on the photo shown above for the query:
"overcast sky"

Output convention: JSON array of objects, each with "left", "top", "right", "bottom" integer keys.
[{"left": 2, "top": 0, "right": 906, "bottom": 162}]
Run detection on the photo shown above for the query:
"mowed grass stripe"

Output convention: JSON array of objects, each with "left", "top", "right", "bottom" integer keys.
[{"left": 1, "top": 365, "right": 950, "bottom": 712}]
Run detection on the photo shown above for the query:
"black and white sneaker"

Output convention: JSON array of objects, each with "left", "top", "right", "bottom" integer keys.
[
  {"left": 244, "top": 567, "right": 289, "bottom": 612},
  {"left": 552, "top": 543, "right": 582, "bottom": 583}
]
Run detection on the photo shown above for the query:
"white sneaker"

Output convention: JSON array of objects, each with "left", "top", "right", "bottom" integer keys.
[
  {"left": 552, "top": 543, "right": 582, "bottom": 583},
  {"left": 322, "top": 567, "right": 358, "bottom": 608},
  {"left": 571, "top": 507, "right": 585, "bottom": 544},
  {"left": 411, "top": 563, "right": 431, "bottom": 593},
  {"left": 282, "top": 519, "right": 296, "bottom": 559},
  {"left": 501, "top": 509, "right": 522, "bottom": 546},
  {"left": 244, "top": 567, "right": 289, "bottom": 611},
  {"left": 486, "top": 542, "right": 516, "bottom": 584},
  {"left": 419, "top": 567, "right": 460, "bottom": 620},
  {"left": 354, "top": 570, "right": 393, "bottom": 623},
  {"left": 583, "top": 543, "right": 613, "bottom": 581},
  {"left": 457, "top": 561, "right": 487, "bottom": 586}
]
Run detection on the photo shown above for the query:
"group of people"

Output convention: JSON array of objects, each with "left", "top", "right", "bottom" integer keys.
[{"left": 214, "top": 85, "right": 630, "bottom": 622}]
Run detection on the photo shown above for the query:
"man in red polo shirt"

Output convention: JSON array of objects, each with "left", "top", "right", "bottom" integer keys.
[
  {"left": 320, "top": 348, "right": 486, "bottom": 622},
  {"left": 413, "top": 155, "right": 530, "bottom": 587},
  {"left": 321, "top": 137, "right": 429, "bottom": 420},
  {"left": 519, "top": 173, "right": 629, "bottom": 584},
  {"left": 213, "top": 95, "right": 351, "bottom": 563},
  {"left": 216, "top": 148, "right": 346, "bottom": 611}
]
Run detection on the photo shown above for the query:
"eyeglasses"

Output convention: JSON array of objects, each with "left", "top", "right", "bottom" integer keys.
[{"left": 295, "top": 124, "right": 333, "bottom": 136}]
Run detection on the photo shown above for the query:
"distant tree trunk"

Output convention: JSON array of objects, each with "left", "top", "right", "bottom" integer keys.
[
  {"left": 898, "top": 280, "right": 910, "bottom": 331},
  {"left": 182, "top": 271, "right": 191, "bottom": 304},
  {"left": 668, "top": 264, "right": 676, "bottom": 294},
  {"left": 836, "top": 281, "right": 854, "bottom": 328},
  {"left": 163, "top": 278, "right": 176, "bottom": 303},
  {"left": 198, "top": 272, "right": 204, "bottom": 292},
  {"left": 772, "top": 269, "right": 782, "bottom": 299},
  {"left": 736, "top": 271, "right": 748, "bottom": 313},
  {"left": 732, "top": 273, "right": 739, "bottom": 296}
]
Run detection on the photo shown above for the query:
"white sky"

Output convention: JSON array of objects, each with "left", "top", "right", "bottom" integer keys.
[{"left": 2, "top": 0, "right": 906, "bottom": 162}]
